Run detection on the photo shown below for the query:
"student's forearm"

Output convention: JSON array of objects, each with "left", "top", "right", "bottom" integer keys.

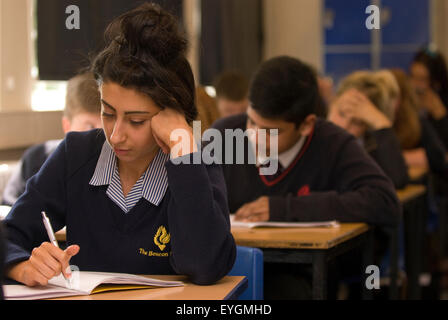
[
  {"left": 269, "top": 187, "right": 400, "bottom": 227},
  {"left": 166, "top": 158, "right": 236, "bottom": 285},
  {"left": 370, "top": 129, "right": 409, "bottom": 189}
]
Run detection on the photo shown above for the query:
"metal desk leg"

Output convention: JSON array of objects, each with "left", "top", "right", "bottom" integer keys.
[
  {"left": 405, "top": 196, "right": 424, "bottom": 299},
  {"left": 312, "top": 251, "right": 327, "bottom": 300},
  {"left": 362, "top": 229, "right": 374, "bottom": 300},
  {"left": 388, "top": 226, "right": 399, "bottom": 299}
]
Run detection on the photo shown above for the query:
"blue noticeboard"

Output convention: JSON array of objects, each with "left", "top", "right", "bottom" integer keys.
[{"left": 323, "top": 0, "right": 430, "bottom": 85}]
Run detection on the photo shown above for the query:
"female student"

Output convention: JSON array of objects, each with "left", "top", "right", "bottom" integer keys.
[
  {"left": 4, "top": 3, "right": 235, "bottom": 287},
  {"left": 391, "top": 69, "right": 448, "bottom": 177},
  {"left": 328, "top": 71, "right": 409, "bottom": 188},
  {"left": 410, "top": 48, "right": 448, "bottom": 147}
]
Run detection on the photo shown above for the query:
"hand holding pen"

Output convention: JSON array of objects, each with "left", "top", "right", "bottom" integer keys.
[
  {"left": 41, "top": 211, "right": 77, "bottom": 287},
  {"left": 6, "top": 212, "right": 80, "bottom": 288}
]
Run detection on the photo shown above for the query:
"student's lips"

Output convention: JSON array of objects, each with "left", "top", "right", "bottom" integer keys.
[{"left": 114, "top": 148, "right": 131, "bottom": 156}]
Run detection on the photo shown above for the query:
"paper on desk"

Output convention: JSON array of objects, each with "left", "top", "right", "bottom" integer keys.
[{"left": 230, "top": 214, "right": 340, "bottom": 229}]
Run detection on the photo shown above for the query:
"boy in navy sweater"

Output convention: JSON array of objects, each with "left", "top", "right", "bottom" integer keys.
[
  {"left": 212, "top": 56, "right": 400, "bottom": 299},
  {"left": 3, "top": 3, "right": 235, "bottom": 287},
  {"left": 213, "top": 57, "right": 400, "bottom": 227}
]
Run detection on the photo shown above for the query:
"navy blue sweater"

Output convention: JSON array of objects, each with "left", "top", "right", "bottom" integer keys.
[
  {"left": 212, "top": 115, "right": 401, "bottom": 227},
  {"left": 4, "top": 130, "right": 236, "bottom": 285}
]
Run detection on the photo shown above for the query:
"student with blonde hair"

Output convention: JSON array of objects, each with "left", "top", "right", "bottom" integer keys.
[
  {"left": 329, "top": 70, "right": 409, "bottom": 188},
  {"left": 1, "top": 71, "right": 102, "bottom": 206}
]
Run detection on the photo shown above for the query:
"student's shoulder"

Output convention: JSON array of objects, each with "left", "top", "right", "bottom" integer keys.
[
  {"left": 211, "top": 113, "right": 248, "bottom": 132},
  {"left": 63, "top": 129, "right": 105, "bottom": 162}
]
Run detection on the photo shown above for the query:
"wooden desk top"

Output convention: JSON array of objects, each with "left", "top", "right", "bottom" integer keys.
[
  {"left": 49, "top": 275, "right": 246, "bottom": 300},
  {"left": 408, "top": 166, "right": 429, "bottom": 182},
  {"left": 231, "top": 223, "right": 369, "bottom": 250},
  {"left": 396, "top": 184, "right": 427, "bottom": 204}
]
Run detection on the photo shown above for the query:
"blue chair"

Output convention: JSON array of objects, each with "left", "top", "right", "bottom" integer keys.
[{"left": 228, "top": 246, "right": 264, "bottom": 300}]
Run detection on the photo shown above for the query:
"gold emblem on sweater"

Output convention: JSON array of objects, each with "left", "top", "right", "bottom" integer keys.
[{"left": 154, "top": 226, "right": 170, "bottom": 251}]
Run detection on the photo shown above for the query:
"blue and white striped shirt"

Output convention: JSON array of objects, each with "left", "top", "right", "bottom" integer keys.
[{"left": 89, "top": 142, "right": 170, "bottom": 213}]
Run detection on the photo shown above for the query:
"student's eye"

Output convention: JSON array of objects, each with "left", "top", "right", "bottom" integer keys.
[
  {"left": 130, "top": 120, "right": 145, "bottom": 126},
  {"left": 102, "top": 112, "right": 114, "bottom": 118}
]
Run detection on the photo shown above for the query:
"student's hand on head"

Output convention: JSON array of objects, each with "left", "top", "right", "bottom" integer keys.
[
  {"left": 338, "top": 89, "right": 392, "bottom": 130},
  {"left": 151, "top": 108, "right": 198, "bottom": 158},
  {"left": 328, "top": 96, "right": 353, "bottom": 130},
  {"left": 234, "top": 196, "right": 269, "bottom": 222},
  {"left": 7, "top": 243, "right": 80, "bottom": 287}
]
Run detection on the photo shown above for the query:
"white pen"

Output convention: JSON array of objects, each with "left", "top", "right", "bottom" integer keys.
[{"left": 41, "top": 211, "right": 72, "bottom": 288}]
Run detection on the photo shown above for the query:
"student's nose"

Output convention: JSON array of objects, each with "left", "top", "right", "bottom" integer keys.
[{"left": 109, "top": 119, "right": 126, "bottom": 145}]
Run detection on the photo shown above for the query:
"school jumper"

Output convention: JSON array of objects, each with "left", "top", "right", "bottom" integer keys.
[
  {"left": 212, "top": 114, "right": 401, "bottom": 227},
  {"left": 363, "top": 128, "right": 409, "bottom": 189},
  {"left": 3, "top": 129, "right": 236, "bottom": 285},
  {"left": 2, "top": 140, "right": 62, "bottom": 206}
]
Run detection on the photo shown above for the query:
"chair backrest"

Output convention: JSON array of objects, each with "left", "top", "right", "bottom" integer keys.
[{"left": 228, "top": 246, "right": 263, "bottom": 300}]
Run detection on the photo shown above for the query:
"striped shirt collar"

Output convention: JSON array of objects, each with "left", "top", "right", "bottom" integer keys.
[{"left": 90, "top": 142, "right": 170, "bottom": 212}]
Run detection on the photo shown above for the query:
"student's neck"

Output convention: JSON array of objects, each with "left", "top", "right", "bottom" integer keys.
[{"left": 118, "top": 150, "right": 158, "bottom": 186}]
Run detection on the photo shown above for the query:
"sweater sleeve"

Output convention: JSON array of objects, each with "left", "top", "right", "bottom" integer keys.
[
  {"left": 165, "top": 152, "right": 236, "bottom": 285},
  {"left": 429, "top": 115, "right": 448, "bottom": 149},
  {"left": 368, "top": 128, "right": 409, "bottom": 189},
  {"left": 419, "top": 116, "right": 448, "bottom": 176},
  {"left": 269, "top": 136, "right": 401, "bottom": 227},
  {"left": 3, "top": 140, "right": 68, "bottom": 268}
]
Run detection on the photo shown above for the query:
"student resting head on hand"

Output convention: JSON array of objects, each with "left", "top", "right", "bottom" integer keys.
[{"left": 4, "top": 2, "right": 235, "bottom": 288}]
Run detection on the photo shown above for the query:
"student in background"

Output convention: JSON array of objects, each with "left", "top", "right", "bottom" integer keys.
[
  {"left": 212, "top": 56, "right": 400, "bottom": 299},
  {"left": 0, "top": 223, "right": 4, "bottom": 300},
  {"left": 1, "top": 71, "right": 102, "bottom": 206},
  {"left": 214, "top": 71, "right": 250, "bottom": 118},
  {"left": 391, "top": 69, "right": 448, "bottom": 177},
  {"left": 328, "top": 70, "right": 409, "bottom": 188},
  {"left": 4, "top": 3, "right": 235, "bottom": 287},
  {"left": 410, "top": 48, "right": 448, "bottom": 147},
  {"left": 195, "top": 87, "right": 220, "bottom": 133}
]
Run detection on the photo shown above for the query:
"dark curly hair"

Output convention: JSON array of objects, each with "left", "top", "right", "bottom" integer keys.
[
  {"left": 412, "top": 47, "right": 448, "bottom": 108},
  {"left": 91, "top": 2, "right": 197, "bottom": 123}
]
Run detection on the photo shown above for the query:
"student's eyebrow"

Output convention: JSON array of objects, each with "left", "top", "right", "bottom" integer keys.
[{"left": 101, "top": 99, "right": 151, "bottom": 115}]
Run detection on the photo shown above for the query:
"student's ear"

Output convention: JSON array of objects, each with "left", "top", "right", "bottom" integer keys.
[
  {"left": 299, "top": 114, "right": 317, "bottom": 136},
  {"left": 61, "top": 116, "right": 72, "bottom": 134}
]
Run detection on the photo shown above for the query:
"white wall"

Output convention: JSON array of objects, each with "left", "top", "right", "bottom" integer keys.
[
  {"left": 263, "top": 0, "right": 323, "bottom": 72},
  {"left": 0, "top": 0, "right": 64, "bottom": 150}
]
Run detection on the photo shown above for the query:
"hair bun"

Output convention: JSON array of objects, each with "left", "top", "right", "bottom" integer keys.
[{"left": 110, "top": 3, "right": 187, "bottom": 65}]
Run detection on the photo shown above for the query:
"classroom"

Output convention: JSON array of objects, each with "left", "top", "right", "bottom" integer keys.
[{"left": 0, "top": 0, "right": 448, "bottom": 303}]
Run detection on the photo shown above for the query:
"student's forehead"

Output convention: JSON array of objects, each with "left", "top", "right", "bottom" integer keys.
[{"left": 100, "top": 84, "right": 159, "bottom": 113}]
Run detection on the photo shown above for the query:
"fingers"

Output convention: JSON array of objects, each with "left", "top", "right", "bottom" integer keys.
[
  {"left": 153, "top": 133, "right": 170, "bottom": 154},
  {"left": 235, "top": 197, "right": 269, "bottom": 222},
  {"left": 29, "top": 243, "right": 65, "bottom": 280},
  {"left": 61, "top": 245, "right": 80, "bottom": 278},
  {"left": 28, "top": 242, "right": 80, "bottom": 284}
]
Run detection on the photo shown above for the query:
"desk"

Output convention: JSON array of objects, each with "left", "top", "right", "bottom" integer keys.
[
  {"left": 231, "top": 223, "right": 372, "bottom": 300},
  {"left": 395, "top": 184, "right": 427, "bottom": 300},
  {"left": 50, "top": 275, "right": 247, "bottom": 300},
  {"left": 408, "top": 166, "right": 429, "bottom": 183}
]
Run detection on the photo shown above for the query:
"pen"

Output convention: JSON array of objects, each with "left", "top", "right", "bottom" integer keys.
[{"left": 41, "top": 211, "right": 72, "bottom": 288}]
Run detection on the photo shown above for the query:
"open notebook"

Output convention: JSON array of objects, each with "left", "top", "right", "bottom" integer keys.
[
  {"left": 4, "top": 271, "right": 184, "bottom": 300},
  {"left": 230, "top": 215, "right": 340, "bottom": 229}
]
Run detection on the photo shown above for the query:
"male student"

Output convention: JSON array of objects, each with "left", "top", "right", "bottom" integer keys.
[
  {"left": 1, "top": 72, "right": 102, "bottom": 206},
  {"left": 212, "top": 56, "right": 401, "bottom": 299},
  {"left": 214, "top": 72, "right": 250, "bottom": 118}
]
